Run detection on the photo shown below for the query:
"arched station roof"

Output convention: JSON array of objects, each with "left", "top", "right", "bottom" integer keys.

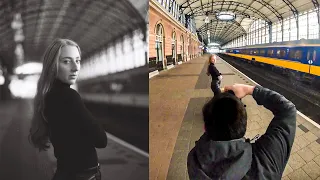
[
  {"left": 0, "top": 0, "right": 146, "bottom": 69},
  {"left": 177, "top": 0, "right": 319, "bottom": 45}
]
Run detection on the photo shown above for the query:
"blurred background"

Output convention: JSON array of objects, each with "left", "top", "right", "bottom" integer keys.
[{"left": 0, "top": 0, "right": 148, "bottom": 179}]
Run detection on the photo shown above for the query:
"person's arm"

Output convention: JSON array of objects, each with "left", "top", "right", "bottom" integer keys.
[
  {"left": 224, "top": 84, "right": 296, "bottom": 174},
  {"left": 209, "top": 65, "right": 221, "bottom": 77},
  {"left": 252, "top": 85, "right": 296, "bottom": 174},
  {"left": 63, "top": 89, "right": 108, "bottom": 148}
]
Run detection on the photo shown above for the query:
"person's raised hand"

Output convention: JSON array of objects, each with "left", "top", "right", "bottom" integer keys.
[{"left": 223, "top": 84, "right": 255, "bottom": 99}]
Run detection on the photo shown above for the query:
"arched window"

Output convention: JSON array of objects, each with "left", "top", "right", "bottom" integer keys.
[{"left": 155, "top": 23, "right": 164, "bottom": 68}]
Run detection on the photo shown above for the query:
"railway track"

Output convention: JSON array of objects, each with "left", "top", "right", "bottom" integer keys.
[{"left": 218, "top": 54, "right": 320, "bottom": 125}]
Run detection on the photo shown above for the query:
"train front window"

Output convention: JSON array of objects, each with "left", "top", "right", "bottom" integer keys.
[
  {"left": 260, "top": 49, "right": 265, "bottom": 55},
  {"left": 267, "top": 49, "right": 273, "bottom": 56}
]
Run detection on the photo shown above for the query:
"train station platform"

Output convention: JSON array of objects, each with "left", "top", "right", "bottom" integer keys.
[
  {"left": 0, "top": 99, "right": 148, "bottom": 180},
  {"left": 149, "top": 54, "right": 320, "bottom": 180}
]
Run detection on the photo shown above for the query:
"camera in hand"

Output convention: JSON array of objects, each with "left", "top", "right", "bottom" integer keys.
[
  {"left": 226, "top": 90, "right": 235, "bottom": 95},
  {"left": 224, "top": 89, "right": 246, "bottom": 107}
]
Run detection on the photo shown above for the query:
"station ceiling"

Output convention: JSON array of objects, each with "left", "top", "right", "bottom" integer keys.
[
  {"left": 177, "top": 0, "right": 319, "bottom": 45},
  {"left": 0, "top": 0, "right": 146, "bottom": 70}
]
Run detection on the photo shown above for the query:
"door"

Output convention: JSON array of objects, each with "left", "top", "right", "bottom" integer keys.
[
  {"left": 156, "top": 42, "right": 163, "bottom": 64},
  {"left": 172, "top": 43, "right": 176, "bottom": 64},
  {"left": 307, "top": 48, "right": 315, "bottom": 74}
]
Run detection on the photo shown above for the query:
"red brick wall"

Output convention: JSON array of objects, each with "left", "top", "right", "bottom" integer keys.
[{"left": 149, "top": 1, "right": 201, "bottom": 68}]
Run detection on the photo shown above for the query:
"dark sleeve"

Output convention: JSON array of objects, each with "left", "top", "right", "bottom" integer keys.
[
  {"left": 209, "top": 65, "right": 221, "bottom": 77},
  {"left": 62, "top": 89, "right": 108, "bottom": 148},
  {"left": 252, "top": 86, "right": 296, "bottom": 174}
]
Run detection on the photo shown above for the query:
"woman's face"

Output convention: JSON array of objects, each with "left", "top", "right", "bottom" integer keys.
[
  {"left": 57, "top": 45, "right": 81, "bottom": 85},
  {"left": 210, "top": 56, "right": 216, "bottom": 63}
]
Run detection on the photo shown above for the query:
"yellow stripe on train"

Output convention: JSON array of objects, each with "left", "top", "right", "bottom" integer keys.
[{"left": 225, "top": 53, "right": 320, "bottom": 76}]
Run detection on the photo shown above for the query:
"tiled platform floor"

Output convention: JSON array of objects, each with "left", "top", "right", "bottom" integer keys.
[
  {"left": 0, "top": 99, "right": 148, "bottom": 180},
  {"left": 149, "top": 54, "right": 320, "bottom": 180}
]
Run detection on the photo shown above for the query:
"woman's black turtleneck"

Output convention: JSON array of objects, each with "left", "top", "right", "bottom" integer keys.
[
  {"left": 44, "top": 79, "right": 107, "bottom": 172},
  {"left": 208, "top": 63, "right": 221, "bottom": 80}
]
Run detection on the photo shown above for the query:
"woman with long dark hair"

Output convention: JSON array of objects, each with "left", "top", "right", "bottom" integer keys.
[
  {"left": 29, "top": 38, "right": 107, "bottom": 180},
  {"left": 206, "top": 54, "right": 223, "bottom": 96}
]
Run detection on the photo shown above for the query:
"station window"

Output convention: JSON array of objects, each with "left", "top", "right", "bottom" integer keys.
[
  {"left": 267, "top": 49, "right": 273, "bottom": 56},
  {"left": 277, "top": 49, "right": 286, "bottom": 58},
  {"left": 260, "top": 49, "right": 265, "bottom": 55}
]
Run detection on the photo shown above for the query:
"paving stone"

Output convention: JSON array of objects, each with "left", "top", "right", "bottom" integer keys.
[
  {"left": 313, "top": 155, "right": 320, "bottom": 167},
  {"left": 308, "top": 141, "right": 320, "bottom": 156},
  {"left": 303, "top": 132, "right": 318, "bottom": 143},
  {"left": 297, "top": 147, "right": 316, "bottom": 162},
  {"left": 298, "top": 124, "right": 309, "bottom": 133},
  {"left": 288, "top": 153, "right": 307, "bottom": 170},
  {"left": 302, "top": 121, "right": 317, "bottom": 131},
  {"left": 302, "top": 161, "right": 320, "bottom": 179},
  {"left": 282, "top": 164, "right": 294, "bottom": 177},
  {"left": 287, "top": 168, "right": 312, "bottom": 180},
  {"left": 295, "top": 127, "right": 305, "bottom": 138},
  {"left": 177, "top": 128, "right": 192, "bottom": 141},
  {"left": 297, "top": 116, "right": 307, "bottom": 124},
  {"left": 295, "top": 135, "right": 311, "bottom": 148},
  {"left": 291, "top": 143, "right": 302, "bottom": 154},
  {"left": 282, "top": 176, "right": 291, "bottom": 180},
  {"left": 247, "top": 121, "right": 261, "bottom": 131},
  {"left": 310, "top": 128, "right": 320, "bottom": 138},
  {"left": 174, "top": 140, "right": 190, "bottom": 151}
]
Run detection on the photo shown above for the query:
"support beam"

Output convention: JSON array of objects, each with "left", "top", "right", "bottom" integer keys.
[
  {"left": 267, "top": 22, "right": 270, "bottom": 43},
  {"left": 281, "top": 19, "right": 284, "bottom": 42},
  {"left": 310, "top": 0, "right": 320, "bottom": 39}
]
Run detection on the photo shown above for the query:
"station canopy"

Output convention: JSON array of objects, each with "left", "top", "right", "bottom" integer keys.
[
  {"left": 177, "top": 0, "right": 319, "bottom": 45},
  {"left": 0, "top": 0, "right": 146, "bottom": 69}
]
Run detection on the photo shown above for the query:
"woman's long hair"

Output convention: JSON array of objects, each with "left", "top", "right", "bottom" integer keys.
[{"left": 29, "top": 38, "right": 81, "bottom": 152}]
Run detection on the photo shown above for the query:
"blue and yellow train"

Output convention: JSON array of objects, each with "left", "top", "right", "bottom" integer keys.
[{"left": 223, "top": 39, "right": 320, "bottom": 87}]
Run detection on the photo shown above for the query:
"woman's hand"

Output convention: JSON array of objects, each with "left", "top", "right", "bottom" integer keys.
[
  {"left": 223, "top": 84, "right": 255, "bottom": 99},
  {"left": 218, "top": 75, "right": 223, "bottom": 80}
]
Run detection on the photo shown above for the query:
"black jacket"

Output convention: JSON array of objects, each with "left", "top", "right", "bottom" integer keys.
[
  {"left": 44, "top": 79, "right": 107, "bottom": 172},
  {"left": 187, "top": 85, "right": 296, "bottom": 180},
  {"left": 208, "top": 63, "right": 221, "bottom": 80}
]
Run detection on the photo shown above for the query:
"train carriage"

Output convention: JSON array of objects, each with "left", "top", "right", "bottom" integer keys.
[{"left": 223, "top": 39, "right": 320, "bottom": 87}]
